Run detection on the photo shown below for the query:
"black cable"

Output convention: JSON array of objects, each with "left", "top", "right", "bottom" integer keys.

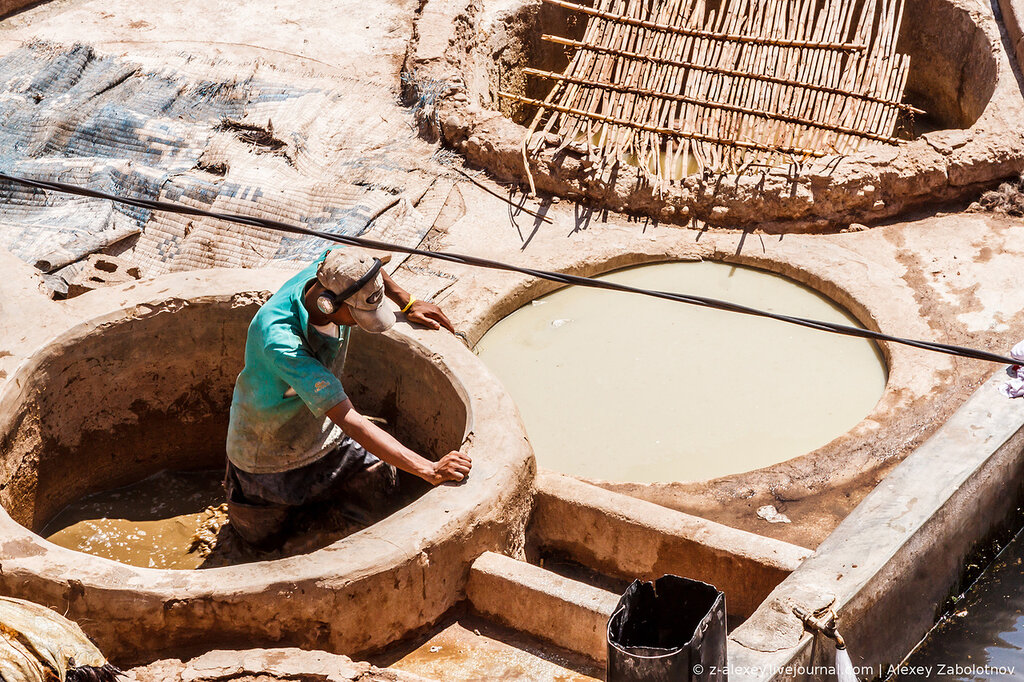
[{"left": 0, "top": 171, "right": 1018, "bottom": 366}]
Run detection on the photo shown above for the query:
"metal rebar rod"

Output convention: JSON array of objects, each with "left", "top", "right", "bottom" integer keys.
[
  {"left": 522, "top": 67, "right": 902, "bottom": 144},
  {"left": 541, "top": 0, "right": 866, "bottom": 51},
  {"left": 497, "top": 91, "right": 828, "bottom": 157},
  {"left": 542, "top": 35, "right": 925, "bottom": 115}
]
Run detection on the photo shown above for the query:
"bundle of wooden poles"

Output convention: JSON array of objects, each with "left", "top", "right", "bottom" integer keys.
[{"left": 500, "top": 0, "right": 918, "bottom": 185}]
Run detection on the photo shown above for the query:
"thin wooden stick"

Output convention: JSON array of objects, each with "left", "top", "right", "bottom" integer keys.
[
  {"left": 541, "top": 0, "right": 866, "bottom": 51},
  {"left": 666, "top": 0, "right": 702, "bottom": 178},
  {"left": 625, "top": 2, "right": 665, "bottom": 182},
  {"left": 541, "top": 35, "right": 924, "bottom": 113},
  {"left": 593, "top": 0, "right": 636, "bottom": 164},
  {"left": 723, "top": 0, "right": 757, "bottom": 168},
  {"left": 791, "top": 0, "right": 826, "bottom": 153},
  {"left": 552, "top": 0, "right": 621, "bottom": 159},
  {"left": 653, "top": 0, "right": 692, "bottom": 182},
  {"left": 811, "top": 0, "right": 856, "bottom": 154},
  {"left": 499, "top": 91, "right": 829, "bottom": 156},
  {"left": 536, "top": 0, "right": 609, "bottom": 152},
  {"left": 731, "top": 0, "right": 771, "bottom": 167}
]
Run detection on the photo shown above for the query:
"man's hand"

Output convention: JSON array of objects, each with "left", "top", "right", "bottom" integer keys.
[
  {"left": 405, "top": 300, "right": 455, "bottom": 333},
  {"left": 381, "top": 270, "right": 456, "bottom": 334},
  {"left": 329, "top": 400, "right": 472, "bottom": 486},
  {"left": 429, "top": 450, "right": 473, "bottom": 484}
]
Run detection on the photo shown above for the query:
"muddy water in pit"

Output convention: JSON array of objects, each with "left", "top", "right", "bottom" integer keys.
[
  {"left": 43, "top": 461, "right": 403, "bottom": 569},
  {"left": 476, "top": 261, "right": 887, "bottom": 483},
  {"left": 42, "top": 469, "right": 224, "bottom": 570}
]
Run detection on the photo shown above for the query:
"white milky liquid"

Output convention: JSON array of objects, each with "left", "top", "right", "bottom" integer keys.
[{"left": 475, "top": 261, "right": 887, "bottom": 483}]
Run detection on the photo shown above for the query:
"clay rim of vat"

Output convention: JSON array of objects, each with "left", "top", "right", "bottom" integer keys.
[
  {"left": 461, "top": 249, "right": 911, "bottom": 491},
  {"left": 0, "top": 275, "right": 533, "bottom": 588}
]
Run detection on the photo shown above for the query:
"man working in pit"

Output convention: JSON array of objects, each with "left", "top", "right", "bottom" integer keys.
[{"left": 224, "top": 248, "right": 472, "bottom": 548}]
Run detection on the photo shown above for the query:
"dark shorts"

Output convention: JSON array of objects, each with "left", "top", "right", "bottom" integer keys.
[{"left": 224, "top": 435, "right": 398, "bottom": 549}]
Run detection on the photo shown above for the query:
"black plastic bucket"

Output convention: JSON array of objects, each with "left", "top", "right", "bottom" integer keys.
[{"left": 607, "top": 574, "right": 727, "bottom": 682}]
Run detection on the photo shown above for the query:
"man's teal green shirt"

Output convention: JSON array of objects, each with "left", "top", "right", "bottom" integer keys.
[{"left": 226, "top": 251, "right": 352, "bottom": 473}]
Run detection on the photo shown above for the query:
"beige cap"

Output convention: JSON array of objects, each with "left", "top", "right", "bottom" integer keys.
[{"left": 317, "top": 249, "right": 396, "bottom": 333}]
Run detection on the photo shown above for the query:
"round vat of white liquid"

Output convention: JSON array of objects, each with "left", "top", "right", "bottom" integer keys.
[{"left": 476, "top": 261, "right": 887, "bottom": 483}]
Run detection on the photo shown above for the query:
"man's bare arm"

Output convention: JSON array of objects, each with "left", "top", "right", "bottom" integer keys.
[
  {"left": 380, "top": 271, "right": 455, "bottom": 333},
  {"left": 326, "top": 398, "right": 471, "bottom": 484}
]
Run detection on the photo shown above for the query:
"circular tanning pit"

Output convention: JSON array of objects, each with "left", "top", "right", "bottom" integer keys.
[
  {"left": 896, "top": 0, "right": 997, "bottom": 134},
  {"left": 475, "top": 261, "right": 886, "bottom": 483},
  {"left": 0, "top": 270, "right": 534, "bottom": 663},
  {"left": 411, "top": 0, "right": 1012, "bottom": 228},
  {"left": 490, "top": 0, "right": 996, "bottom": 136}
]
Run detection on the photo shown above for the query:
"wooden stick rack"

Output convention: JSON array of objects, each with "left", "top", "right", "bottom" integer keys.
[
  {"left": 521, "top": 67, "right": 902, "bottom": 143},
  {"left": 500, "top": 91, "right": 827, "bottom": 157},
  {"left": 541, "top": 35, "right": 925, "bottom": 115},
  {"left": 513, "top": 0, "right": 916, "bottom": 181}
]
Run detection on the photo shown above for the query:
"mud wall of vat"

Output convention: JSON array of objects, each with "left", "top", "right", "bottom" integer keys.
[
  {"left": 898, "top": 0, "right": 998, "bottom": 129},
  {"left": 0, "top": 271, "right": 535, "bottom": 664},
  {"left": 0, "top": 298, "right": 468, "bottom": 533}
]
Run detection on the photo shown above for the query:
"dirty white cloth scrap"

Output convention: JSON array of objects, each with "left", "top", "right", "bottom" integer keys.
[{"left": 998, "top": 340, "right": 1024, "bottom": 398}]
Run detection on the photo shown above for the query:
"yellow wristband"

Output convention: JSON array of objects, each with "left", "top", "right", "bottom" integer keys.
[{"left": 400, "top": 297, "right": 417, "bottom": 314}]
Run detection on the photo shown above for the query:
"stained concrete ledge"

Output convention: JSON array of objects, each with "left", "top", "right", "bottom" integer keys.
[
  {"left": 126, "top": 648, "right": 435, "bottom": 682},
  {"left": 0, "top": 266, "right": 536, "bottom": 665},
  {"left": 727, "top": 370, "right": 1024, "bottom": 681},
  {"left": 467, "top": 551, "right": 619, "bottom": 664},
  {"left": 530, "top": 472, "right": 811, "bottom": 619}
]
